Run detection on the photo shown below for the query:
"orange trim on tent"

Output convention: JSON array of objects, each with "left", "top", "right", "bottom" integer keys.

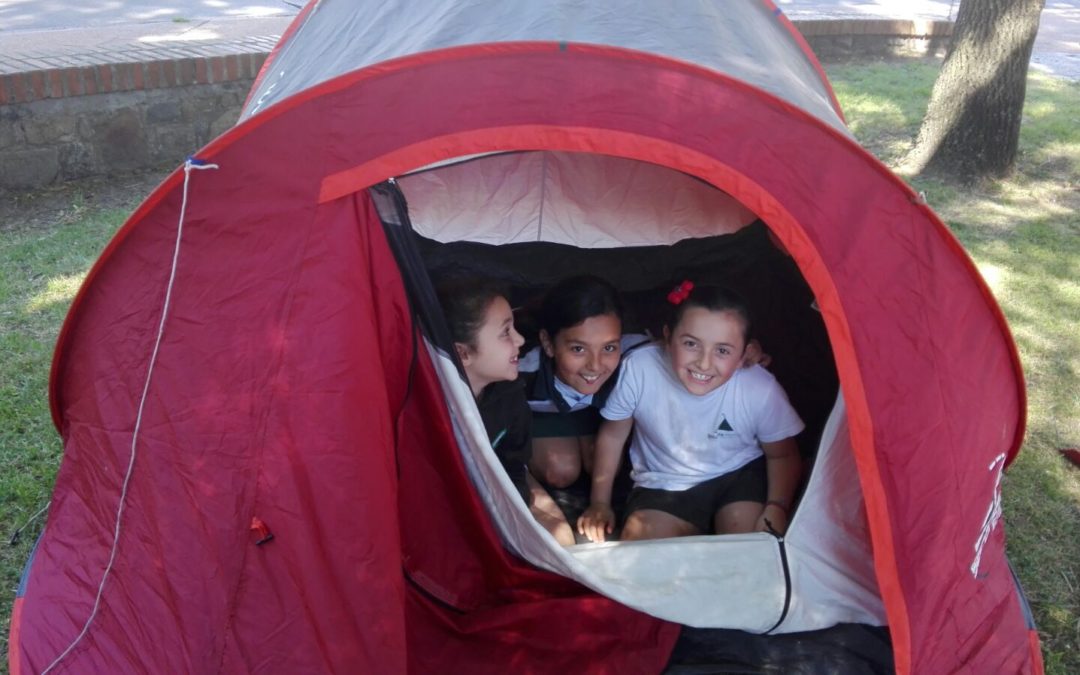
[
  {"left": 8, "top": 597, "right": 23, "bottom": 675},
  {"left": 1028, "top": 630, "right": 1046, "bottom": 675},
  {"left": 315, "top": 124, "right": 915, "bottom": 675}
]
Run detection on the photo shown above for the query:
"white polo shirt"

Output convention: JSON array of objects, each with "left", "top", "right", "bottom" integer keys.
[{"left": 600, "top": 344, "right": 804, "bottom": 491}]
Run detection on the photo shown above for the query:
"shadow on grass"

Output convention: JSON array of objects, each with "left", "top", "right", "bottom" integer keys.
[{"left": 828, "top": 62, "right": 1080, "bottom": 180}]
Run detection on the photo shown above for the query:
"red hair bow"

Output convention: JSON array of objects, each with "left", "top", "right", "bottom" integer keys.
[{"left": 667, "top": 280, "right": 694, "bottom": 305}]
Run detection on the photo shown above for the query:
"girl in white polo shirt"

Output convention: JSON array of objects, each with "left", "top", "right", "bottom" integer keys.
[{"left": 577, "top": 283, "right": 804, "bottom": 543}]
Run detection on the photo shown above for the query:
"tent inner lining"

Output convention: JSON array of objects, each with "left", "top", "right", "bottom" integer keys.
[{"left": 371, "top": 153, "right": 886, "bottom": 632}]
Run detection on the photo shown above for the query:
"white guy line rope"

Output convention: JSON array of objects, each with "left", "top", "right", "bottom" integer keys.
[{"left": 41, "top": 158, "right": 219, "bottom": 674}]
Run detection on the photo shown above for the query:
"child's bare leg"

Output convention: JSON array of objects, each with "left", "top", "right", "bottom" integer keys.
[
  {"left": 714, "top": 501, "right": 765, "bottom": 534},
  {"left": 622, "top": 509, "right": 700, "bottom": 541},
  {"left": 529, "top": 437, "right": 582, "bottom": 489},
  {"left": 527, "top": 472, "right": 575, "bottom": 546}
]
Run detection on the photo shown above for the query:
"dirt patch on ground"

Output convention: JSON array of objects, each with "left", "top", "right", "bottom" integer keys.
[{"left": 0, "top": 169, "right": 172, "bottom": 233}]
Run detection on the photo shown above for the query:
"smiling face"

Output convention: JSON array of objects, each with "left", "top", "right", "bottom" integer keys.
[
  {"left": 664, "top": 307, "right": 748, "bottom": 396},
  {"left": 457, "top": 296, "right": 525, "bottom": 397},
  {"left": 541, "top": 313, "right": 623, "bottom": 396}
]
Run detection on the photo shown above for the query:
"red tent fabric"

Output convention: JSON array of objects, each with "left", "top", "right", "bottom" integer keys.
[{"left": 10, "top": 3, "right": 1041, "bottom": 674}]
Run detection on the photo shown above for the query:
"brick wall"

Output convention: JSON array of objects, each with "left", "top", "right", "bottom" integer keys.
[
  {"left": 1, "top": 53, "right": 266, "bottom": 191},
  {"left": 0, "top": 53, "right": 266, "bottom": 105}
]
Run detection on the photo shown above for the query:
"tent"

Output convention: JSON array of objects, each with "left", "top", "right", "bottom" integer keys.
[{"left": 10, "top": 1, "right": 1043, "bottom": 673}]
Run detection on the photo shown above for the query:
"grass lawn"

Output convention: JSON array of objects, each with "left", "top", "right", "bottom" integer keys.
[{"left": 1, "top": 62, "right": 1078, "bottom": 672}]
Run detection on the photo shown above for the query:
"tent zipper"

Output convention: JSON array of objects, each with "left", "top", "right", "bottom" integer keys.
[{"left": 762, "top": 528, "right": 792, "bottom": 635}]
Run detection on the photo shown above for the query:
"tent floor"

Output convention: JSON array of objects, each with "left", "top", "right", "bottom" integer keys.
[
  {"left": 665, "top": 623, "right": 894, "bottom": 674},
  {"left": 545, "top": 477, "right": 894, "bottom": 673}
]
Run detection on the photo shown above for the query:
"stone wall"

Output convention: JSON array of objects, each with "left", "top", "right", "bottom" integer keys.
[
  {"left": 1, "top": 54, "right": 263, "bottom": 191},
  {"left": 0, "top": 20, "right": 951, "bottom": 192}
]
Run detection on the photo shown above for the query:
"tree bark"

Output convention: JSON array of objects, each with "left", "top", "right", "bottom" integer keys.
[{"left": 903, "top": 0, "right": 1045, "bottom": 182}]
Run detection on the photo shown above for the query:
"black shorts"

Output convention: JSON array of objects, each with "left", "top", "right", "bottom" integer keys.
[
  {"left": 531, "top": 407, "right": 601, "bottom": 438},
  {"left": 624, "top": 456, "right": 767, "bottom": 534}
]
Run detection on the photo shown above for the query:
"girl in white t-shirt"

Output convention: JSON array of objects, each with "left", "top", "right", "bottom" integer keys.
[{"left": 577, "top": 283, "right": 804, "bottom": 543}]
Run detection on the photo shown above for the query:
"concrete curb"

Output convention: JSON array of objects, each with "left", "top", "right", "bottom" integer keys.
[
  {"left": 797, "top": 18, "right": 953, "bottom": 60},
  {"left": 0, "top": 19, "right": 952, "bottom": 191}
]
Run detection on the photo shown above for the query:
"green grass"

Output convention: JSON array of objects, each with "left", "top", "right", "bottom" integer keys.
[
  {"left": 1, "top": 62, "right": 1077, "bottom": 673},
  {"left": 1, "top": 197, "right": 133, "bottom": 666},
  {"left": 830, "top": 60, "right": 1080, "bottom": 674}
]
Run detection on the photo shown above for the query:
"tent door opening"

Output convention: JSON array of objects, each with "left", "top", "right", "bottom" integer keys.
[{"left": 367, "top": 152, "right": 885, "bottom": 634}]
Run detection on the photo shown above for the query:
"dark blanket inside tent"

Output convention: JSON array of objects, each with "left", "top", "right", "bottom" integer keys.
[{"left": 415, "top": 220, "right": 840, "bottom": 464}]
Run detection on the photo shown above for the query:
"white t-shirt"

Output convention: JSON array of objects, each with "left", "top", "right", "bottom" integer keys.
[{"left": 600, "top": 343, "right": 804, "bottom": 491}]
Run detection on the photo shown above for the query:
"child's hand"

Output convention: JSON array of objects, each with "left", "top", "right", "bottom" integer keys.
[
  {"left": 577, "top": 503, "right": 616, "bottom": 543},
  {"left": 742, "top": 339, "right": 772, "bottom": 369},
  {"left": 755, "top": 503, "right": 788, "bottom": 535}
]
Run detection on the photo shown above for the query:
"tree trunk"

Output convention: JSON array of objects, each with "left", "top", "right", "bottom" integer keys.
[{"left": 903, "top": 0, "right": 1045, "bottom": 182}]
